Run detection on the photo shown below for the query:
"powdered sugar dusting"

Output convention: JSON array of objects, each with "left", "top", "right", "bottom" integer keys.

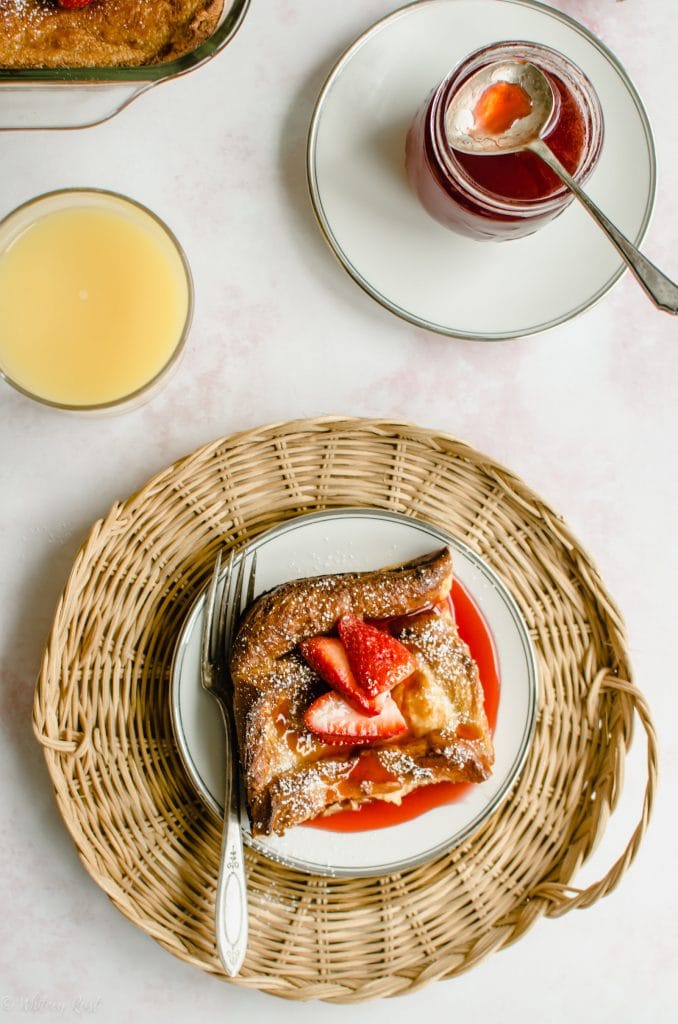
[
  {"left": 1, "top": 0, "right": 47, "bottom": 21},
  {"left": 398, "top": 613, "right": 471, "bottom": 685},
  {"left": 377, "top": 748, "right": 435, "bottom": 784}
]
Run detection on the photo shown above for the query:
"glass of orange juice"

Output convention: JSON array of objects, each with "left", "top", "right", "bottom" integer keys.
[{"left": 0, "top": 188, "right": 193, "bottom": 412}]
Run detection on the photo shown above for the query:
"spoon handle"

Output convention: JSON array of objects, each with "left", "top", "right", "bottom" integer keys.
[{"left": 528, "top": 138, "right": 678, "bottom": 315}]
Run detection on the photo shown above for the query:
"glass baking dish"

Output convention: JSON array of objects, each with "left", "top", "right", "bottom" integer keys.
[{"left": 0, "top": 0, "right": 250, "bottom": 130}]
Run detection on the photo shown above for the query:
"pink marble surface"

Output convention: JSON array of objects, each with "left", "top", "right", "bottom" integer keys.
[{"left": 0, "top": 1, "right": 676, "bottom": 1019}]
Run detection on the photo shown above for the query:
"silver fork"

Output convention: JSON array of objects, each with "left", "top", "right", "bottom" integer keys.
[{"left": 201, "top": 545, "right": 256, "bottom": 977}]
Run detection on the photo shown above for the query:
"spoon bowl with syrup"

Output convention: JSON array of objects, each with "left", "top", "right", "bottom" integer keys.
[{"left": 445, "top": 60, "right": 678, "bottom": 314}]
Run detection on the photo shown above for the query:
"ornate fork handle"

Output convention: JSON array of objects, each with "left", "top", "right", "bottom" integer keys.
[
  {"left": 202, "top": 545, "right": 256, "bottom": 976},
  {"left": 215, "top": 700, "right": 248, "bottom": 977}
]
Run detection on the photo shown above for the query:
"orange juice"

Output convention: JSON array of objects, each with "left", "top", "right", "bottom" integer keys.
[{"left": 0, "top": 190, "right": 192, "bottom": 409}]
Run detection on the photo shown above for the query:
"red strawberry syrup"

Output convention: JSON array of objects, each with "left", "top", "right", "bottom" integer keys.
[{"left": 305, "top": 579, "right": 500, "bottom": 832}]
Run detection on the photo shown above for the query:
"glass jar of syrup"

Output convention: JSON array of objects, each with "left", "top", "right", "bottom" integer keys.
[{"left": 405, "top": 41, "right": 604, "bottom": 241}]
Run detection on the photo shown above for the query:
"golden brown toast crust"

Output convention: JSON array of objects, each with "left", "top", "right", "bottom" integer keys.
[
  {"left": 230, "top": 548, "right": 494, "bottom": 836},
  {"left": 0, "top": 0, "right": 224, "bottom": 69}
]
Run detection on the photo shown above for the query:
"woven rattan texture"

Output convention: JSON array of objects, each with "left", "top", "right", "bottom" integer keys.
[{"left": 33, "top": 418, "right": 656, "bottom": 1002}]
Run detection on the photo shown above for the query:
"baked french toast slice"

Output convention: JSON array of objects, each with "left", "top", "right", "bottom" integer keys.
[
  {"left": 229, "top": 547, "right": 494, "bottom": 836},
  {"left": 0, "top": 0, "right": 225, "bottom": 69}
]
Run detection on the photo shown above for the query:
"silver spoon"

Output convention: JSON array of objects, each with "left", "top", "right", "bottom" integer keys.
[{"left": 444, "top": 60, "right": 678, "bottom": 314}]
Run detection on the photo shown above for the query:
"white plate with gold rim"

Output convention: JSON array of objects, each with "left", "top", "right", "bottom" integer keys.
[
  {"left": 307, "top": 0, "right": 656, "bottom": 340},
  {"left": 171, "top": 509, "right": 538, "bottom": 877}
]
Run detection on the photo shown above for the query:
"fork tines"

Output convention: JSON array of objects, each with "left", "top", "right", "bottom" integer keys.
[{"left": 201, "top": 546, "right": 256, "bottom": 700}]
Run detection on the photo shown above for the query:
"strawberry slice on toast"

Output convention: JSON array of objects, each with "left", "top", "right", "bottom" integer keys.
[
  {"left": 338, "top": 614, "right": 417, "bottom": 697},
  {"left": 303, "top": 691, "right": 408, "bottom": 745},
  {"left": 299, "top": 636, "right": 385, "bottom": 716}
]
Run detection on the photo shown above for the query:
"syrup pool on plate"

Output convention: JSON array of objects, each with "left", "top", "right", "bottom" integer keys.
[
  {"left": 0, "top": 189, "right": 192, "bottom": 410},
  {"left": 306, "top": 578, "right": 500, "bottom": 833}
]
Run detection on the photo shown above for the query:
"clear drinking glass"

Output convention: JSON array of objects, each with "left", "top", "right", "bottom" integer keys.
[{"left": 0, "top": 189, "right": 194, "bottom": 413}]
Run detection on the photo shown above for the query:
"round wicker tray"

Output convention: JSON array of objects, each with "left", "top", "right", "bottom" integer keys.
[{"left": 33, "top": 417, "right": 657, "bottom": 1002}]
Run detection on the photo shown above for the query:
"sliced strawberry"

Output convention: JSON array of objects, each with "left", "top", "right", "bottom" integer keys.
[
  {"left": 299, "top": 636, "right": 385, "bottom": 716},
  {"left": 338, "top": 615, "right": 417, "bottom": 697},
  {"left": 303, "top": 691, "right": 407, "bottom": 745},
  {"left": 58, "top": 0, "right": 95, "bottom": 8}
]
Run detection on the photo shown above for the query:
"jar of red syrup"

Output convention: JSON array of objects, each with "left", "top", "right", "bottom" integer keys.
[{"left": 405, "top": 41, "right": 604, "bottom": 241}]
